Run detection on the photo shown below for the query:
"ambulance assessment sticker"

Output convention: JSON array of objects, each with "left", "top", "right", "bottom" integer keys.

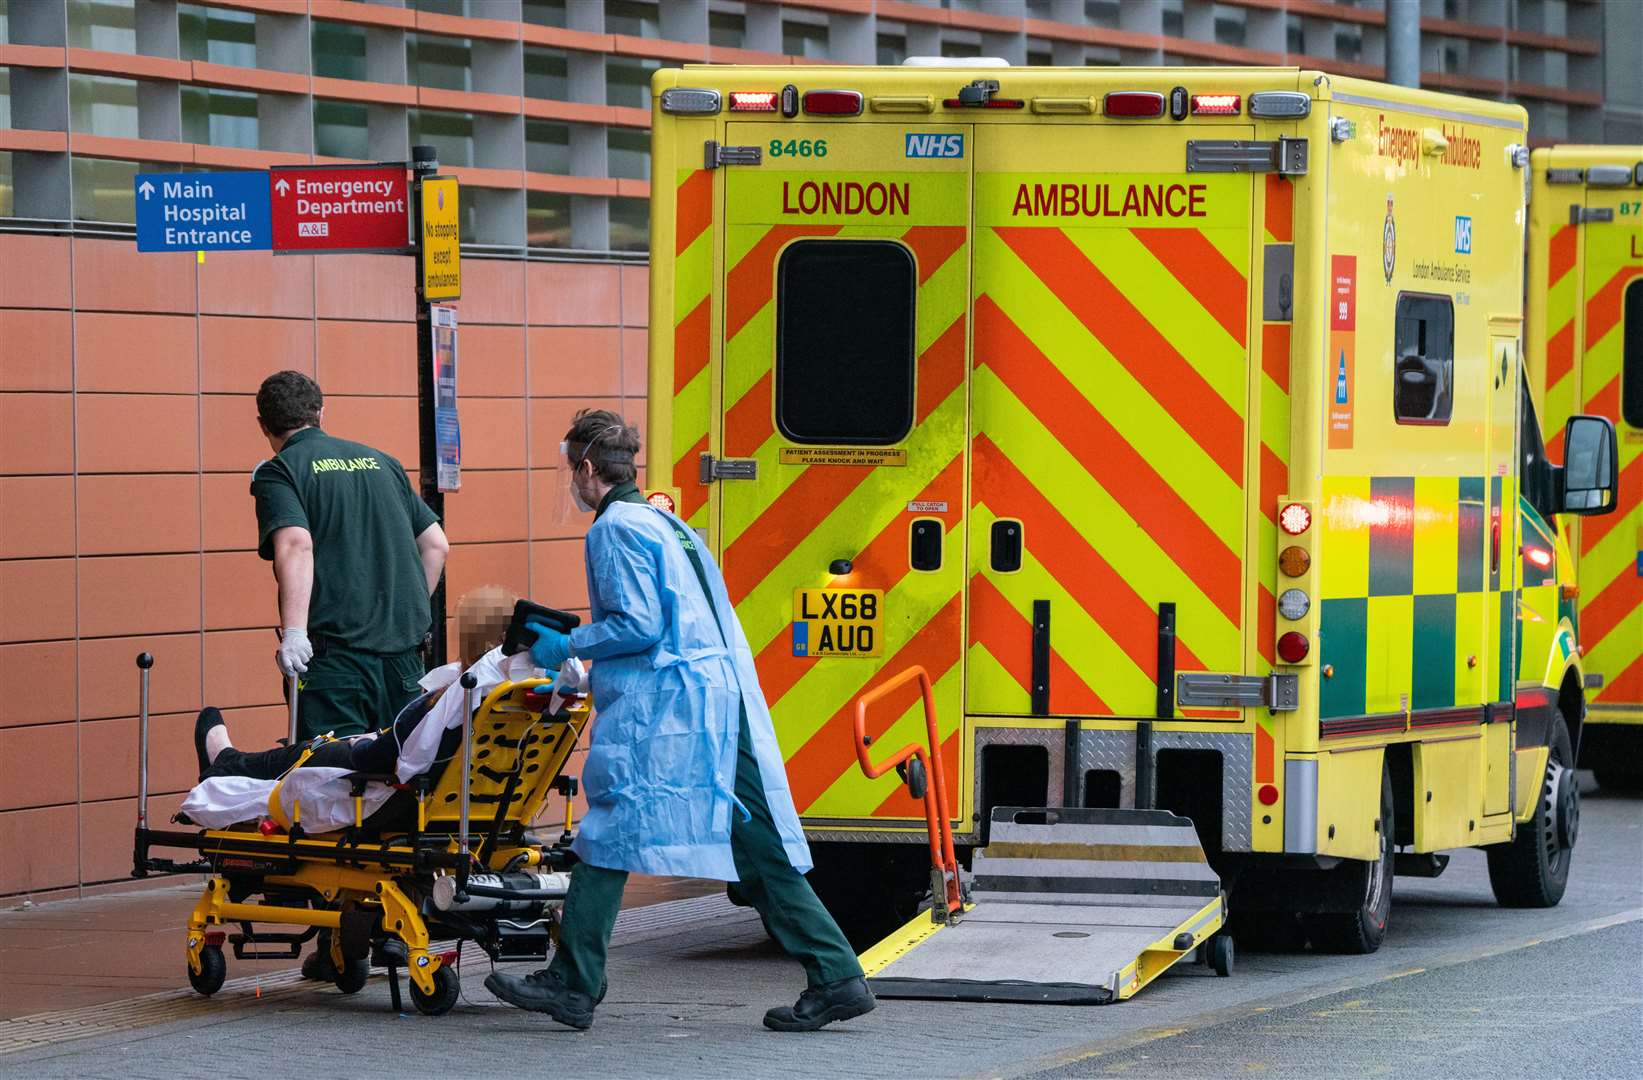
[
  {"left": 780, "top": 448, "right": 907, "bottom": 467},
  {"left": 792, "top": 589, "right": 884, "bottom": 658}
]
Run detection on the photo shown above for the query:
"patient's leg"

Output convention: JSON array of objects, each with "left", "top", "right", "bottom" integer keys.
[{"left": 195, "top": 707, "right": 353, "bottom": 780}]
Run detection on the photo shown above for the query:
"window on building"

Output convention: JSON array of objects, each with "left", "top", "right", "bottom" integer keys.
[
  {"left": 182, "top": 86, "right": 259, "bottom": 148},
  {"left": 0, "top": 68, "right": 11, "bottom": 129},
  {"left": 1286, "top": 14, "right": 1303, "bottom": 54},
  {"left": 407, "top": 33, "right": 473, "bottom": 92},
  {"left": 523, "top": 0, "right": 568, "bottom": 29},
  {"left": 314, "top": 101, "right": 368, "bottom": 159},
  {"left": 312, "top": 19, "right": 368, "bottom": 81},
  {"left": 1027, "top": 46, "right": 1052, "bottom": 66},
  {"left": 1623, "top": 282, "right": 1643, "bottom": 428},
  {"left": 527, "top": 190, "right": 572, "bottom": 248},
  {"left": 1392, "top": 293, "right": 1455, "bottom": 425},
  {"left": 607, "top": 127, "right": 649, "bottom": 180},
  {"left": 609, "top": 196, "right": 648, "bottom": 252},
  {"left": 775, "top": 241, "right": 916, "bottom": 445},
  {"left": 0, "top": 152, "right": 13, "bottom": 217},
  {"left": 72, "top": 157, "right": 184, "bottom": 222},
  {"left": 1161, "top": 0, "right": 1184, "bottom": 38},
  {"left": 69, "top": 74, "right": 139, "bottom": 138},
  {"left": 413, "top": 0, "right": 468, "bottom": 16},
  {"left": 876, "top": 32, "right": 907, "bottom": 65},
  {"left": 409, "top": 108, "right": 474, "bottom": 167},
  {"left": 524, "top": 46, "right": 569, "bottom": 100},
  {"left": 606, "top": 55, "right": 665, "bottom": 109},
  {"left": 1335, "top": 23, "right": 1362, "bottom": 63},
  {"left": 1213, "top": 4, "right": 1246, "bottom": 47},
  {"left": 526, "top": 119, "right": 570, "bottom": 174},
  {"left": 179, "top": 3, "right": 256, "bottom": 67},
  {"left": 1084, "top": 0, "right": 1120, "bottom": 28},
  {"left": 783, "top": 20, "right": 828, "bottom": 59},
  {"left": 710, "top": 10, "right": 745, "bottom": 49},
  {"left": 606, "top": 0, "right": 661, "bottom": 38},
  {"left": 68, "top": 0, "right": 136, "bottom": 52},
  {"left": 940, "top": 39, "right": 981, "bottom": 58},
  {"left": 1025, "top": 0, "right": 1054, "bottom": 18}
]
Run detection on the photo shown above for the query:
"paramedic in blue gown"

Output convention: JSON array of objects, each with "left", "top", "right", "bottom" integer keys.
[{"left": 484, "top": 410, "right": 873, "bottom": 1033}]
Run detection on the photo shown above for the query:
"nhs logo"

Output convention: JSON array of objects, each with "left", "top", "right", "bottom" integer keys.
[
  {"left": 905, "top": 132, "right": 964, "bottom": 158},
  {"left": 1454, "top": 215, "right": 1472, "bottom": 254}
]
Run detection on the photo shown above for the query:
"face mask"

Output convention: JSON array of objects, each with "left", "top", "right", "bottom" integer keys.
[{"left": 571, "top": 478, "right": 594, "bottom": 513}]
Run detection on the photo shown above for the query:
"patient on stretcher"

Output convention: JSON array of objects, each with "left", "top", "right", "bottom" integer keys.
[{"left": 180, "top": 585, "right": 570, "bottom": 833}]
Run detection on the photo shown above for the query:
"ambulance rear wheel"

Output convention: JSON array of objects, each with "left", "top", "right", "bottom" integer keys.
[
  {"left": 1487, "top": 709, "right": 1575, "bottom": 908},
  {"left": 189, "top": 945, "right": 227, "bottom": 996},
  {"left": 411, "top": 965, "right": 459, "bottom": 1016},
  {"left": 1303, "top": 763, "right": 1394, "bottom": 955}
]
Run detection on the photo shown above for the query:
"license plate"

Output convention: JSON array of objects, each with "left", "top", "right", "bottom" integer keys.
[{"left": 792, "top": 588, "right": 884, "bottom": 658}]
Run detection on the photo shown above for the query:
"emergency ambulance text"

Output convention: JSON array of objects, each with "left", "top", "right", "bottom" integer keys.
[{"left": 1009, "top": 182, "right": 1207, "bottom": 219}]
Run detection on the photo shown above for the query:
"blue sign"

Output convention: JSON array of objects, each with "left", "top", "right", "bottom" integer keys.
[
  {"left": 1454, "top": 215, "right": 1472, "bottom": 254},
  {"left": 134, "top": 171, "right": 272, "bottom": 252},
  {"left": 905, "top": 132, "right": 964, "bottom": 158}
]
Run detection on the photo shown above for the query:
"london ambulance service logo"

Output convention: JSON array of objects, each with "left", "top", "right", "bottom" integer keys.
[{"left": 1382, "top": 194, "right": 1396, "bottom": 282}]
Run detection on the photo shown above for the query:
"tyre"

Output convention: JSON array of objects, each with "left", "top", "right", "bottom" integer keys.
[
  {"left": 333, "top": 955, "right": 370, "bottom": 995},
  {"left": 410, "top": 964, "right": 460, "bottom": 1016},
  {"left": 1209, "top": 934, "right": 1235, "bottom": 977},
  {"left": 189, "top": 945, "right": 227, "bottom": 996},
  {"left": 1303, "top": 763, "right": 1394, "bottom": 955},
  {"left": 1487, "top": 707, "right": 1576, "bottom": 908}
]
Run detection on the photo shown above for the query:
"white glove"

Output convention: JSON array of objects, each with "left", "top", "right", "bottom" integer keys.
[
  {"left": 276, "top": 628, "right": 313, "bottom": 676},
  {"left": 554, "top": 656, "right": 588, "bottom": 693}
]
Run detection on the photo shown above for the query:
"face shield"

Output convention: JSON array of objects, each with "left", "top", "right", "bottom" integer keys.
[{"left": 553, "top": 439, "right": 596, "bottom": 524}]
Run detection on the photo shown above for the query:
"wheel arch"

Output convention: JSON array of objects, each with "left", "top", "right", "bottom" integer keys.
[{"left": 1557, "top": 664, "right": 1584, "bottom": 759}]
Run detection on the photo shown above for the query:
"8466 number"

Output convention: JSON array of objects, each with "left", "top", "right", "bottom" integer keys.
[{"left": 768, "top": 138, "right": 828, "bottom": 158}]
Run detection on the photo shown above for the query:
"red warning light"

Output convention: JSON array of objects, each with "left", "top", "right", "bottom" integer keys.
[
  {"left": 802, "top": 90, "right": 863, "bottom": 116},
  {"left": 729, "top": 91, "right": 779, "bottom": 112},
  {"left": 1276, "top": 631, "right": 1310, "bottom": 664},
  {"left": 646, "top": 491, "right": 677, "bottom": 513},
  {"left": 1279, "top": 503, "right": 1312, "bottom": 536},
  {"left": 1103, "top": 91, "right": 1166, "bottom": 118},
  {"left": 1190, "top": 94, "right": 1242, "bottom": 116}
]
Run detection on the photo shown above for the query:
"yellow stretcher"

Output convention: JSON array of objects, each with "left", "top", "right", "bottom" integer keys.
[{"left": 852, "top": 667, "right": 1233, "bottom": 1005}]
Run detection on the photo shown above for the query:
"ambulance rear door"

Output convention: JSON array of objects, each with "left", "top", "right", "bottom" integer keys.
[{"left": 712, "top": 119, "right": 973, "bottom": 829}]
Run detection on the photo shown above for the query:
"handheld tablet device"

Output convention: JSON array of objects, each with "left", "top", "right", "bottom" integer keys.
[{"left": 502, "top": 600, "right": 581, "bottom": 657}]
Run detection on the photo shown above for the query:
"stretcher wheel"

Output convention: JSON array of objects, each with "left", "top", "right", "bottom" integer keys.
[
  {"left": 334, "top": 956, "right": 370, "bottom": 995},
  {"left": 410, "top": 964, "right": 459, "bottom": 1016},
  {"left": 1210, "top": 934, "right": 1235, "bottom": 977},
  {"left": 189, "top": 945, "right": 227, "bottom": 996}
]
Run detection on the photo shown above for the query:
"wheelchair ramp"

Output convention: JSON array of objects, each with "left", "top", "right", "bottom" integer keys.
[{"left": 860, "top": 807, "right": 1226, "bottom": 1005}]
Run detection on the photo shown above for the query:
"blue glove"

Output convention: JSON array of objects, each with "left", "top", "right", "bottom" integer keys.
[{"left": 526, "top": 620, "right": 572, "bottom": 670}]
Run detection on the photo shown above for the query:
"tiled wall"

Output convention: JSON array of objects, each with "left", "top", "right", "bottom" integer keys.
[{"left": 0, "top": 233, "right": 647, "bottom": 897}]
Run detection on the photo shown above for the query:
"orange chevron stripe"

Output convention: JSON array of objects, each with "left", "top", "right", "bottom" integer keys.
[
  {"left": 1585, "top": 373, "right": 1618, "bottom": 420},
  {"left": 1585, "top": 264, "right": 1643, "bottom": 348},
  {"left": 673, "top": 296, "right": 711, "bottom": 394},
  {"left": 1580, "top": 450, "right": 1643, "bottom": 555},
  {"left": 900, "top": 225, "right": 968, "bottom": 285},
  {"left": 787, "top": 594, "right": 964, "bottom": 811},
  {"left": 1596, "top": 650, "right": 1643, "bottom": 703},
  {"left": 1131, "top": 227, "right": 1248, "bottom": 348},
  {"left": 1547, "top": 224, "right": 1576, "bottom": 289},
  {"left": 916, "top": 314, "right": 967, "bottom": 424},
  {"left": 1255, "top": 722, "right": 1275, "bottom": 783},
  {"left": 975, "top": 296, "right": 1242, "bottom": 625},
  {"left": 1256, "top": 584, "right": 1275, "bottom": 667},
  {"left": 974, "top": 434, "right": 1211, "bottom": 673},
  {"left": 1262, "top": 323, "right": 1290, "bottom": 394},
  {"left": 1259, "top": 444, "right": 1287, "bottom": 527},
  {"left": 751, "top": 454, "right": 965, "bottom": 711},
  {"left": 873, "top": 729, "right": 960, "bottom": 817},
  {"left": 1264, "top": 174, "right": 1292, "bottom": 243},
  {"left": 673, "top": 433, "right": 709, "bottom": 521},
  {"left": 725, "top": 224, "right": 840, "bottom": 342},
  {"left": 725, "top": 369, "right": 773, "bottom": 458},
  {"left": 675, "top": 169, "right": 713, "bottom": 257},
  {"left": 996, "top": 227, "right": 1244, "bottom": 482},
  {"left": 725, "top": 465, "right": 872, "bottom": 604},
  {"left": 969, "top": 573, "right": 1108, "bottom": 714},
  {"left": 1546, "top": 319, "right": 1575, "bottom": 388},
  {"left": 1577, "top": 564, "right": 1642, "bottom": 648}
]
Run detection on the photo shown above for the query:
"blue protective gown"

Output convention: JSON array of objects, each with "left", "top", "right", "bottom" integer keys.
[{"left": 566, "top": 499, "right": 812, "bottom": 880}]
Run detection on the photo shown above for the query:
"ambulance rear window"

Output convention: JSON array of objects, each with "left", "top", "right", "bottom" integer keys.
[
  {"left": 1623, "top": 281, "right": 1643, "bottom": 429},
  {"left": 775, "top": 240, "right": 916, "bottom": 445},
  {"left": 1393, "top": 293, "right": 1454, "bottom": 426}
]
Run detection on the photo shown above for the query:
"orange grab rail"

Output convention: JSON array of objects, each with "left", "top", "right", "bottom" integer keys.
[{"left": 852, "top": 665, "right": 962, "bottom": 917}]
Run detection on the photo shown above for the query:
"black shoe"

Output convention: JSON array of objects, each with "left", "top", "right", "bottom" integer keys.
[
  {"left": 484, "top": 968, "right": 596, "bottom": 1030},
  {"left": 763, "top": 976, "right": 876, "bottom": 1032},
  {"left": 300, "top": 947, "right": 337, "bottom": 983},
  {"left": 194, "top": 707, "right": 226, "bottom": 779}
]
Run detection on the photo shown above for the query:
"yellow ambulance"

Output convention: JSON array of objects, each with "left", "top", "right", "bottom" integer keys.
[
  {"left": 646, "top": 63, "right": 1619, "bottom": 952},
  {"left": 1526, "top": 145, "right": 1643, "bottom": 794}
]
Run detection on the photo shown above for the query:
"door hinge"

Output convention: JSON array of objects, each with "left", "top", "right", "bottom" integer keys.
[
  {"left": 1570, "top": 204, "right": 1614, "bottom": 225},
  {"left": 705, "top": 140, "right": 762, "bottom": 169},
  {"left": 699, "top": 453, "right": 757, "bottom": 483},
  {"left": 1186, "top": 136, "right": 1308, "bottom": 176},
  {"left": 1177, "top": 672, "right": 1300, "bottom": 712}
]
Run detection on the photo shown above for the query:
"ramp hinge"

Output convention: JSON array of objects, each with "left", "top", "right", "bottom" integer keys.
[
  {"left": 1569, "top": 204, "right": 1614, "bottom": 225},
  {"left": 1186, "top": 136, "right": 1307, "bottom": 176},
  {"left": 1177, "top": 672, "right": 1299, "bottom": 712},
  {"left": 705, "top": 140, "right": 762, "bottom": 169},
  {"left": 699, "top": 452, "right": 757, "bottom": 483}
]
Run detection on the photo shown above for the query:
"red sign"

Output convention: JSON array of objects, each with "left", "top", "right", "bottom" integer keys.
[{"left": 270, "top": 165, "right": 410, "bottom": 252}]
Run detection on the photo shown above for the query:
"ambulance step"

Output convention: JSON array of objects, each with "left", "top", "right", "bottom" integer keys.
[
  {"left": 859, "top": 807, "right": 1227, "bottom": 1006},
  {"left": 1393, "top": 852, "right": 1450, "bottom": 878}
]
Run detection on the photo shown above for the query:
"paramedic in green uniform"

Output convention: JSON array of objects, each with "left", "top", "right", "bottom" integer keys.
[{"left": 251, "top": 370, "right": 450, "bottom": 741}]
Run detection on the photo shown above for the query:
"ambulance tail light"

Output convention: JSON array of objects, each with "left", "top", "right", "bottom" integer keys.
[
  {"left": 1190, "top": 94, "right": 1242, "bottom": 116},
  {"left": 729, "top": 91, "right": 779, "bottom": 112},
  {"left": 1276, "top": 632, "right": 1310, "bottom": 664},
  {"left": 803, "top": 90, "right": 863, "bottom": 116},
  {"left": 1279, "top": 503, "right": 1311, "bottom": 536},
  {"left": 1103, "top": 91, "right": 1166, "bottom": 118}
]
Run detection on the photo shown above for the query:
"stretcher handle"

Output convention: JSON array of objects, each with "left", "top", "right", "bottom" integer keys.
[
  {"left": 852, "top": 665, "right": 962, "bottom": 917},
  {"left": 136, "top": 653, "right": 154, "bottom": 830},
  {"left": 458, "top": 672, "right": 478, "bottom": 879},
  {"left": 286, "top": 672, "right": 300, "bottom": 746}
]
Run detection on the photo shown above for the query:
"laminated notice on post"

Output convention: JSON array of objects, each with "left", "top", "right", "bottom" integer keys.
[
  {"left": 779, "top": 447, "right": 907, "bottom": 467},
  {"left": 420, "top": 177, "right": 461, "bottom": 300},
  {"left": 431, "top": 305, "right": 461, "bottom": 492}
]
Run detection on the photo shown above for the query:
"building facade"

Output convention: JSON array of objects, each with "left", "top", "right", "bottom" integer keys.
[{"left": 0, "top": 0, "right": 1636, "bottom": 896}]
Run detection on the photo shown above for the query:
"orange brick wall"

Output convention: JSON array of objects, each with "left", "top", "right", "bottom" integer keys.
[{"left": 0, "top": 234, "right": 647, "bottom": 897}]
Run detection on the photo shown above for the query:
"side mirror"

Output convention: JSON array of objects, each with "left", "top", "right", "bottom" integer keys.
[{"left": 1561, "top": 414, "right": 1618, "bottom": 515}]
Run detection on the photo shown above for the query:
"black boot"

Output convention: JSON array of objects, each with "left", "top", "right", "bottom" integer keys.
[
  {"left": 194, "top": 707, "right": 226, "bottom": 779},
  {"left": 300, "top": 931, "right": 337, "bottom": 982},
  {"left": 484, "top": 968, "right": 596, "bottom": 1030},
  {"left": 762, "top": 976, "right": 875, "bottom": 1032}
]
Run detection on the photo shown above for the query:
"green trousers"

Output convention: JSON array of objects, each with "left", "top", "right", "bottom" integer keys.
[
  {"left": 549, "top": 710, "right": 863, "bottom": 997},
  {"left": 295, "top": 643, "right": 423, "bottom": 741}
]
